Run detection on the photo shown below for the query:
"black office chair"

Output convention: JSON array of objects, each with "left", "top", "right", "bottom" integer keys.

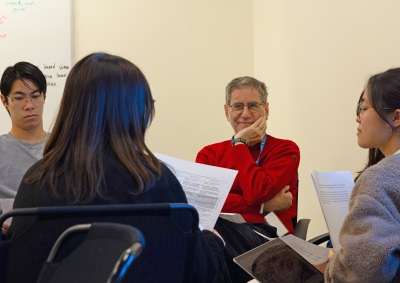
[
  {"left": 0, "top": 203, "right": 199, "bottom": 283},
  {"left": 292, "top": 178, "right": 311, "bottom": 240},
  {"left": 36, "top": 222, "right": 145, "bottom": 283},
  {"left": 292, "top": 178, "right": 330, "bottom": 245},
  {"left": 308, "top": 232, "right": 331, "bottom": 246}
]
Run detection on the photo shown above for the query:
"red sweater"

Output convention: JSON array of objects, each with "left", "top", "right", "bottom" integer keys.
[{"left": 196, "top": 135, "right": 300, "bottom": 233}]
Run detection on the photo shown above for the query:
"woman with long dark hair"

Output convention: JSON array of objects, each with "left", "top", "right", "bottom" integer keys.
[
  {"left": 325, "top": 68, "right": 400, "bottom": 282},
  {"left": 6, "top": 52, "right": 227, "bottom": 283}
]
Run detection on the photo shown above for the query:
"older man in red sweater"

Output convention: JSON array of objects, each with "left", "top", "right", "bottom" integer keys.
[{"left": 196, "top": 76, "right": 300, "bottom": 283}]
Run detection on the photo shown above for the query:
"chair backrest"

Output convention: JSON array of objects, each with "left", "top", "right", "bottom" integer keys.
[
  {"left": 36, "top": 222, "right": 145, "bottom": 283},
  {"left": 291, "top": 177, "right": 300, "bottom": 229},
  {"left": 292, "top": 178, "right": 330, "bottom": 244},
  {"left": 0, "top": 203, "right": 199, "bottom": 283},
  {"left": 293, "top": 178, "right": 312, "bottom": 240}
]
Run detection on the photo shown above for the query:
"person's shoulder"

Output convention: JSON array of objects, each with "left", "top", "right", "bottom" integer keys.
[
  {"left": 0, "top": 133, "right": 21, "bottom": 153},
  {"left": 153, "top": 162, "right": 187, "bottom": 200},
  {"left": 200, "top": 140, "right": 231, "bottom": 150},
  {"left": 159, "top": 161, "right": 174, "bottom": 175},
  {"left": 357, "top": 154, "right": 400, "bottom": 194},
  {"left": 267, "top": 135, "right": 298, "bottom": 145},
  {"left": 0, "top": 133, "right": 44, "bottom": 149},
  {"left": 196, "top": 140, "right": 231, "bottom": 164},
  {"left": 267, "top": 135, "right": 299, "bottom": 150},
  {"left": 0, "top": 134, "right": 7, "bottom": 148},
  {"left": 363, "top": 154, "right": 400, "bottom": 177},
  {"left": 158, "top": 162, "right": 182, "bottom": 184},
  {"left": 0, "top": 133, "right": 13, "bottom": 143}
]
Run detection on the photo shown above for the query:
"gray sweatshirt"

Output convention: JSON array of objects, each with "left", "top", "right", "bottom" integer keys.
[
  {"left": 325, "top": 153, "right": 400, "bottom": 282},
  {"left": 0, "top": 133, "right": 47, "bottom": 199}
]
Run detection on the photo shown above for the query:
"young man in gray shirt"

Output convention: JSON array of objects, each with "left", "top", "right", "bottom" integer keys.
[{"left": 0, "top": 62, "right": 48, "bottom": 201}]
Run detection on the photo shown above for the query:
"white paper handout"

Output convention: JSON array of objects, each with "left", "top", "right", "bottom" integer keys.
[
  {"left": 311, "top": 170, "right": 354, "bottom": 251},
  {"left": 219, "top": 213, "right": 246, "bottom": 224},
  {"left": 264, "top": 211, "right": 289, "bottom": 237},
  {"left": 155, "top": 153, "right": 238, "bottom": 230},
  {"left": 280, "top": 234, "right": 330, "bottom": 265}
]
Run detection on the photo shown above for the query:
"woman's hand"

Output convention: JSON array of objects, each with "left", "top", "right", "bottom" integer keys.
[
  {"left": 313, "top": 249, "right": 335, "bottom": 273},
  {"left": 328, "top": 248, "right": 335, "bottom": 261},
  {"left": 314, "top": 261, "right": 328, "bottom": 273}
]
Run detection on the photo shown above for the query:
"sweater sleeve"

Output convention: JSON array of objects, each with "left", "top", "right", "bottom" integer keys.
[
  {"left": 192, "top": 230, "right": 227, "bottom": 283},
  {"left": 325, "top": 165, "right": 400, "bottom": 282},
  {"left": 228, "top": 141, "right": 299, "bottom": 207}
]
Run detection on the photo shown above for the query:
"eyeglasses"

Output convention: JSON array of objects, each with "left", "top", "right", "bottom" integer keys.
[
  {"left": 357, "top": 103, "right": 394, "bottom": 117},
  {"left": 9, "top": 93, "right": 44, "bottom": 107},
  {"left": 228, "top": 102, "right": 265, "bottom": 113}
]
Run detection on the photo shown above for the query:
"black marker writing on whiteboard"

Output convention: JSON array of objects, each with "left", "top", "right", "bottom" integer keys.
[
  {"left": 44, "top": 63, "right": 56, "bottom": 69},
  {"left": 59, "top": 65, "right": 70, "bottom": 70}
]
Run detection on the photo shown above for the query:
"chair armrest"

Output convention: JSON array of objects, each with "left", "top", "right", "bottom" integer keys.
[
  {"left": 308, "top": 232, "right": 330, "bottom": 246},
  {"left": 293, "top": 218, "right": 310, "bottom": 240}
]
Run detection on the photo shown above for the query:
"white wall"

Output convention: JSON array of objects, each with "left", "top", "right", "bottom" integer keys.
[
  {"left": 73, "top": 0, "right": 254, "bottom": 161},
  {"left": 254, "top": 0, "right": 400, "bottom": 238}
]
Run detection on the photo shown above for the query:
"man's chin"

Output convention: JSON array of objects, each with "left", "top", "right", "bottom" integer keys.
[{"left": 20, "top": 120, "right": 43, "bottom": 131}]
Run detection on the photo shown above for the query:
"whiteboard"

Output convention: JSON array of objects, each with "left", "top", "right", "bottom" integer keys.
[{"left": 0, "top": 0, "right": 72, "bottom": 133}]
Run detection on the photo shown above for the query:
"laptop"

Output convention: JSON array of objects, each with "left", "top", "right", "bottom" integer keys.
[{"left": 234, "top": 238, "right": 324, "bottom": 283}]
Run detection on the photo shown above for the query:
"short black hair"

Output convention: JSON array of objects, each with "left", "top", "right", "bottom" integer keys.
[{"left": 0, "top": 61, "right": 47, "bottom": 101}]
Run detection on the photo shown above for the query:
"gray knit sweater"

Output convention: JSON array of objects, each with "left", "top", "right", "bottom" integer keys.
[{"left": 325, "top": 153, "right": 400, "bottom": 282}]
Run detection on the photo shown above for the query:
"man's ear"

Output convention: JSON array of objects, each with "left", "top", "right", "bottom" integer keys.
[
  {"left": 0, "top": 94, "right": 7, "bottom": 109},
  {"left": 224, "top": 104, "right": 229, "bottom": 121},
  {"left": 1, "top": 94, "right": 11, "bottom": 116},
  {"left": 264, "top": 102, "right": 269, "bottom": 120}
]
